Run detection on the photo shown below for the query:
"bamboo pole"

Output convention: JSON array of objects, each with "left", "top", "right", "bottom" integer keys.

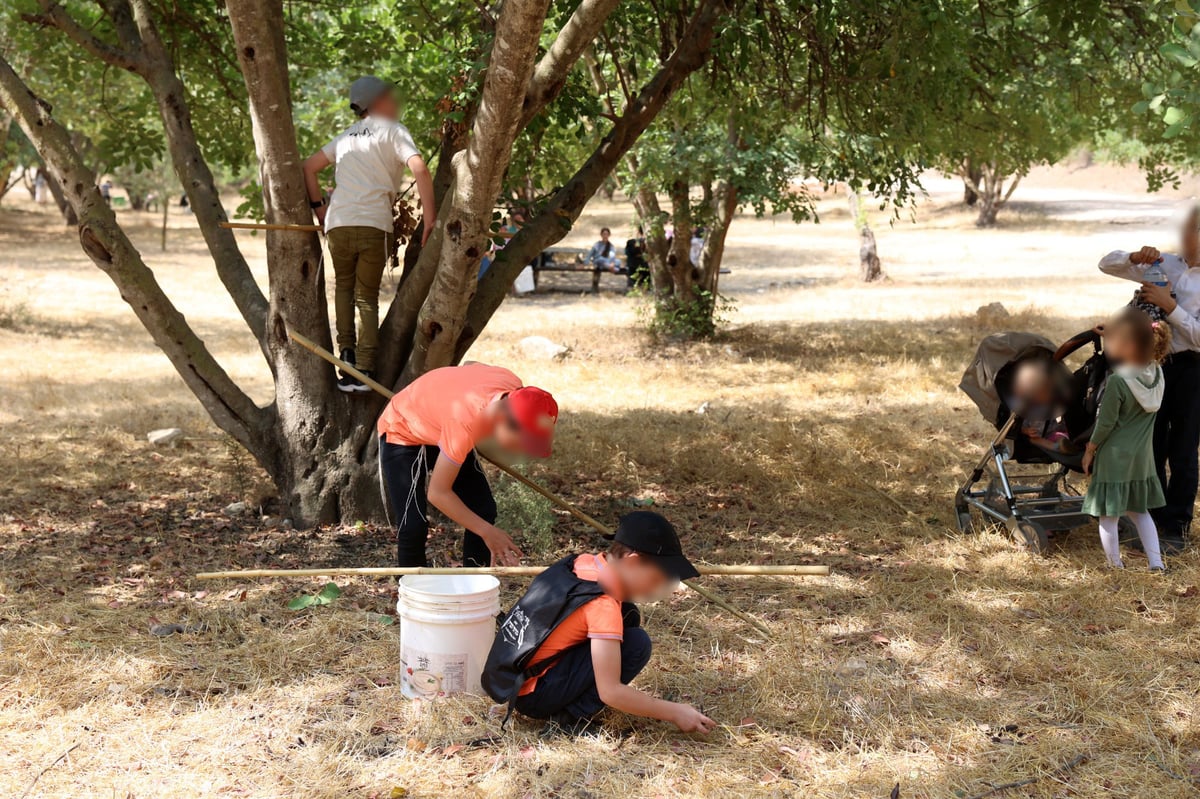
[
  {"left": 197, "top": 564, "right": 830, "bottom": 580},
  {"left": 283, "top": 331, "right": 830, "bottom": 636},
  {"left": 219, "top": 221, "right": 322, "bottom": 232}
]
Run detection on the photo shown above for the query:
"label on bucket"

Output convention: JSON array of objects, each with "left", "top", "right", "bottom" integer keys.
[{"left": 402, "top": 648, "right": 468, "bottom": 697}]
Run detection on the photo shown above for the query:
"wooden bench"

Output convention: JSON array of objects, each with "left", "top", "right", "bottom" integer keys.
[{"left": 532, "top": 246, "right": 624, "bottom": 292}]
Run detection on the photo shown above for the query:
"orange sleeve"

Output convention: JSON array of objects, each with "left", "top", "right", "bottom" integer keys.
[
  {"left": 580, "top": 596, "right": 624, "bottom": 641},
  {"left": 437, "top": 420, "right": 475, "bottom": 465}
]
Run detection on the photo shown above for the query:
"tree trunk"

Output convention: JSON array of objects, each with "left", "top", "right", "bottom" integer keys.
[
  {"left": 961, "top": 158, "right": 981, "bottom": 206},
  {"left": 858, "top": 225, "right": 882, "bottom": 281},
  {"left": 962, "top": 160, "right": 1021, "bottom": 228},
  {"left": 42, "top": 162, "right": 79, "bottom": 224},
  {"left": 11, "top": 0, "right": 733, "bottom": 526},
  {"left": 848, "top": 189, "right": 884, "bottom": 282},
  {"left": 402, "top": 0, "right": 552, "bottom": 381},
  {"left": 227, "top": 0, "right": 384, "bottom": 524}
]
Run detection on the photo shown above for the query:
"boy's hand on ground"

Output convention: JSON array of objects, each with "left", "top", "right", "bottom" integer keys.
[
  {"left": 1131, "top": 246, "right": 1160, "bottom": 264},
  {"left": 483, "top": 527, "right": 523, "bottom": 566},
  {"left": 669, "top": 703, "right": 716, "bottom": 734}
]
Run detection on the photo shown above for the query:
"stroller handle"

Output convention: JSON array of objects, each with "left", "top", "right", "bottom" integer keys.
[{"left": 1053, "top": 329, "right": 1101, "bottom": 363}]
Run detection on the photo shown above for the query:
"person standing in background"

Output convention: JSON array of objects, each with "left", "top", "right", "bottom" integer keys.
[
  {"left": 303, "top": 76, "right": 436, "bottom": 393},
  {"left": 625, "top": 226, "right": 650, "bottom": 289},
  {"left": 1098, "top": 205, "right": 1200, "bottom": 553}
]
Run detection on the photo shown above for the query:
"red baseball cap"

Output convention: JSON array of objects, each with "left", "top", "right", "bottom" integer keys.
[{"left": 506, "top": 386, "right": 558, "bottom": 457}]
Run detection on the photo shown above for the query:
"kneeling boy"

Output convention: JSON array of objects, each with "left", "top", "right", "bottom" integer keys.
[{"left": 483, "top": 511, "right": 716, "bottom": 735}]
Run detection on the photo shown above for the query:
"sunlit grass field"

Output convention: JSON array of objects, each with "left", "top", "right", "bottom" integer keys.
[{"left": 3, "top": 168, "right": 1200, "bottom": 797}]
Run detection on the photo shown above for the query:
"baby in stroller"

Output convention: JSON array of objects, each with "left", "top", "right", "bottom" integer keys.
[
  {"left": 1005, "top": 359, "right": 1073, "bottom": 454},
  {"left": 956, "top": 330, "right": 1110, "bottom": 552}
]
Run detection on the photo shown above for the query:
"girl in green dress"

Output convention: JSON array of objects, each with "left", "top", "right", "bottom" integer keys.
[{"left": 1083, "top": 308, "right": 1172, "bottom": 571}]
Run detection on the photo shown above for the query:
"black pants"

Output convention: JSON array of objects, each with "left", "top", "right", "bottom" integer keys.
[
  {"left": 514, "top": 626, "right": 652, "bottom": 722},
  {"left": 378, "top": 438, "right": 495, "bottom": 567},
  {"left": 1151, "top": 351, "right": 1200, "bottom": 539}
]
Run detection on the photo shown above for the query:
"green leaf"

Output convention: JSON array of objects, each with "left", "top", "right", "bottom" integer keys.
[
  {"left": 1161, "top": 118, "right": 1190, "bottom": 136},
  {"left": 1132, "top": 100, "right": 1151, "bottom": 114},
  {"left": 316, "top": 582, "right": 342, "bottom": 603},
  {"left": 1161, "top": 43, "right": 1197, "bottom": 67},
  {"left": 1164, "top": 106, "right": 1190, "bottom": 125},
  {"left": 287, "top": 595, "right": 316, "bottom": 610}
]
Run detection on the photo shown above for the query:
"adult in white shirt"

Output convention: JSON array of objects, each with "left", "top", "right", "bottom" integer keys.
[
  {"left": 1098, "top": 206, "right": 1200, "bottom": 553},
  {"left": 302, "top": 76, "right": 436, "bottom": 393}
]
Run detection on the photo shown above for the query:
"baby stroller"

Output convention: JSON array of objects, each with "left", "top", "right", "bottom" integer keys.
[{"left": 955, "top": 329, "right": 1115, "bottom": 553}]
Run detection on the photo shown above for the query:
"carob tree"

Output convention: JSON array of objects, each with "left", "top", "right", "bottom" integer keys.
[{"left": 0, "top": 0, "right": 730, "bottom": 523}]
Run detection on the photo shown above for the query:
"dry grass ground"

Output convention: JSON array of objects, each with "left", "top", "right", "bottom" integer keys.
[{"left": 3, "top": 166, "right": 1200, "bottom": 798}]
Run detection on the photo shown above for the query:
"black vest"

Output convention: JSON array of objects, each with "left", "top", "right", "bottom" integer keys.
[{"left": 482, "top": 554, "right": 606, "bottom": 709}]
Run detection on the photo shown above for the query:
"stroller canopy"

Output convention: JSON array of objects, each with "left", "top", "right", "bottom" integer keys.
[{"left": 959, "top": 332, "right": 1057, "bottom": 424}]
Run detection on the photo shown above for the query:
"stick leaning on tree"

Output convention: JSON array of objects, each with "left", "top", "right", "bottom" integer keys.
[{"left": 269, "top": 330, "right": 830, "bottom": 636}]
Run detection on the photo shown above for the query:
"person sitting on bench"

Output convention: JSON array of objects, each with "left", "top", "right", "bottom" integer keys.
[{"left": 587, "top": 227, "right": 621, "bottom": 274}]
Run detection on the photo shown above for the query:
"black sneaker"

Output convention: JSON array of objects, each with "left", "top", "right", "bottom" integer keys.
[
  {"left": 539, "top": 713, "right": 602, "bottom": 738},
  {"left": 350, "top": 371, "right": 374, "bottom": 393},
  {"left": 336, "top": 348, "right": 358, "bottom": 393},
  {"left": 1159, "top": 534, "right": 1187, "bottom": 556}
]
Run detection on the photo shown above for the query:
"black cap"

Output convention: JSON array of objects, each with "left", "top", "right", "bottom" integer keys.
[{"left": 605, "top": 511, "right": 700, "bottom": 581}]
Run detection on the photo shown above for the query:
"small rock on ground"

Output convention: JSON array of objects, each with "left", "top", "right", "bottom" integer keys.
[
  {"left": 147, "top": 428, "right": 184, "bottom": 447},
  {"left": 518, "top": 335, "right": 570, "bottom": 360}
]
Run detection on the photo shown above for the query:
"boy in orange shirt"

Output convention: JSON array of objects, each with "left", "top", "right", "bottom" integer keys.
[
  {"left": 483, "top": 512, "right": 717, "bottom": 736},
  {"left": 377, "top": 362, "right": 557, "bottom": 567}
]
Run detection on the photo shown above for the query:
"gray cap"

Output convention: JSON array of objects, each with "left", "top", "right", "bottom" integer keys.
[{"left": 349, "top": 76, "right": 392, "bottom": 114}]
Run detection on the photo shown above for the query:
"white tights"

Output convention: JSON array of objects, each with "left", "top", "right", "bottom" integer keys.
[{"left": 1098, "top": 511, "right": 1164, "bottom": 569}]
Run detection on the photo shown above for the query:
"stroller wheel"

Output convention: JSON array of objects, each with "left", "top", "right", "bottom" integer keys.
[
  {"left": 956, "top": 509, "right": 973, "bottom": 534},
  {"left": 1007, "top": 518, "right": 1049, "bottom": 555}
]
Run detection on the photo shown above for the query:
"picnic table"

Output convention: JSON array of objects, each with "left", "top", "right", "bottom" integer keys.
[{"left": 533, "top": 246, "right": 623, "bottom": 292}]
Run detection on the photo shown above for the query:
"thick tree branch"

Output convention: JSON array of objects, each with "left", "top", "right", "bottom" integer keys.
[
  {"left": 519, "top": 0, "right": 621, "bottom": 128},
  {"left": 126, "top": 0, "right": 269, "bottom": 345},
  {"left": 401, "top": 0, "right": 552, "bottom": 381},
  {"left": 31, "top": 0, "right": 270, "bottom": 346},
  {"left": 25, "top": 2, "right": 142, "bottom": 71},
  {"left": 225, "top": 0, "right": 335, "bottom": 373},
  {"left": 459, "top": 0, "right": 732, "bottom": 357},
  {"left": 0, "top": 53, "right": 265, "bottom": 445}
]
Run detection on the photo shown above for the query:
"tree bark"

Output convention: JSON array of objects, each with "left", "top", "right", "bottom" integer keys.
[
  {"left": 35, "top": 0, "right": 269, "bottom": 346},
  {"left": 226, "top": 0, "right": 383, "bottom": 524},
  {"left": 42, "top": 163, "right": 79, "bottom": 224},
  {"left": 458, "top": 0, "right": 732, "bottom": 357},
  {"left": 402, "top": 0, "right": 552, "bottom": 381}
]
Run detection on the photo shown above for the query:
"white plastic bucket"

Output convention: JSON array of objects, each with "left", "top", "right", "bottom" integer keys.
[{"left": 397, "top": 574, "right": 500, "bottom": 699}]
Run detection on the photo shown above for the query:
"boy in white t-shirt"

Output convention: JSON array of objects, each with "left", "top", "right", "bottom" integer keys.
[{"left": 302, "top": 76, "right": 436, "bottom": 392}]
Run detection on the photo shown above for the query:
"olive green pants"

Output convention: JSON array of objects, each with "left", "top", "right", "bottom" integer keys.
[{"left": 326, "top": 225, "right": 393, "bottom": 372}]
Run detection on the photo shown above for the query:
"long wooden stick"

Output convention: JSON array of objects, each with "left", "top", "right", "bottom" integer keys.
[
  {"left": 220, "top": 221, "right": 322, "bottom": 232},
  {"left": 197, "top": 564, "right": 830, "bottom": 580},
  {"left": 285, "top": 330, "right": 827, "bottom": 635}
]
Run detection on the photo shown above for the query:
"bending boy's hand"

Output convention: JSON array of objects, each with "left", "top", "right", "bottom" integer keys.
[
  {"left": 481, "top": 526, "right": 524, "bottom": 566},
  {"left": 669, "top": 704, "right": 716, "bottom": 734}
]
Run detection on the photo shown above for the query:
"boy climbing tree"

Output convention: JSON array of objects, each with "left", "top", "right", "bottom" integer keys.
[
  {"left": 483, "top": 511, "right": 718, "bottom": 736},
  {"left": 302, "top": 76, "right": 436, "bottom": 393}
]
